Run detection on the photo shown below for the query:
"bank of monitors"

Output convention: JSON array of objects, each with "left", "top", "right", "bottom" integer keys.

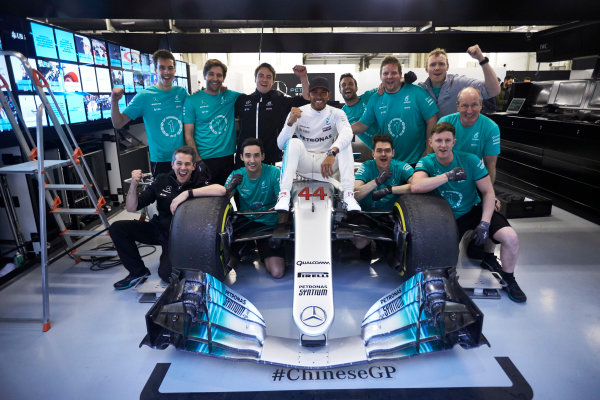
[
  {"left": 553, "top": 81, "right": 587, "bottom": 108},
  {"left": 0, "top": 18, "right": 190, "bottom": 138}
]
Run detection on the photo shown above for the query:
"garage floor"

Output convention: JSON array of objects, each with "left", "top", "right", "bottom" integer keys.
[{"left": 0, "top": 205, "right": 599, "bottom": 399}]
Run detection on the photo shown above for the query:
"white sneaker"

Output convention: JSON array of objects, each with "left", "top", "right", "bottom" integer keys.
[
  {"left": 274, "top": 191, "right": 291, "bottom": 211},
  {"left": 344, "top": 191, "right": 361, "bottom": 212}
]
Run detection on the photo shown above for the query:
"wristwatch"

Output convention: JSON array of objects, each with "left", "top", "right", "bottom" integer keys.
[
  {"left": 326, "top": 148, "right": 337, "bottom": 157},
  {"left": 188, "top": 189, "right": 194, "bottom": 199},
  {"left": 479, "top": 57, "right": 489, "bottom": 66}
]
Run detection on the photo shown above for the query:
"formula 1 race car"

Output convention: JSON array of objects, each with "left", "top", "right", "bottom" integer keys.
[{"left": 141, "top": 178, "right": 485, "bottom": 369}]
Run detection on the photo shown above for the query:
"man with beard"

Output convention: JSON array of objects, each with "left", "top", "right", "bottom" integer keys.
[
  {"left": 183, "top": 59, "right": 241, "bottom": 184},
  {"left": 338, "top": 73, "right": 379, "bottom": 149},
  {"left": 234, "top": 63, "right": 309, "bottom": 167},
  {"left": 351, "top": 56, "right": 438, "bottom": 166}
]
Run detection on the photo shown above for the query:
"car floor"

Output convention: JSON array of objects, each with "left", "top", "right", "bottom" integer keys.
[{"left": 0, "top": 205, "right": 599, "bottom": 400}]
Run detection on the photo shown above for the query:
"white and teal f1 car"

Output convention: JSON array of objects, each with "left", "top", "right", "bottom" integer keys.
[{"left": 141, "top": 178, "right": 486, "bottom": 369}]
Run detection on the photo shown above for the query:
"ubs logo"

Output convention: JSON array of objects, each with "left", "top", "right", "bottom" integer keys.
[{"left": 300, "top": 306, "right": 326, "bottom": 327}]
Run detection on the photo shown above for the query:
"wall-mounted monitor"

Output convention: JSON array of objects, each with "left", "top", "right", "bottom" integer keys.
[
  {"left": 84, "top": 94, "right": 101, "bottom": 121},
  {"left": 120, "top": 46, "right": 131, "bottom": 70},
  {"left": 64, "top": 93, "right": 86, "bottom": 123},
  {"left": 61, "top": 62, "right": 82, "bottom": 92},
  {"left": 108, "top": 42, "right": 121, "bottom": 67},
  {"left": 0, "top": 56, "right": 13, "bottom": 91},
  {"left": 19, "top": 95, "right": 47, "bottom": 128},
  {"left": 79, "top": 65, "right": 98, "bottom": 93},
  {"left": 553, "top": 81, "right": 587, "bottom": 107},
  {"left": 125, "top": 93, "right": 135, "bottom": 106},
  {"left": 133, "top": 71, "right": 144, "bottom": 91},
  {"left": 123, "top": 70, "right": 134, "bottom": 93},
  {"left": 98, "top": 95, "right": 111, "bottom": 119},
  {"left": 47, "top": 94, "right": 69, "bottom": 126},
  {"left": 54, "top": 28, "right": 77, "bottom": 62},
  {"left": 141, "top": 53, "right": 151, "bottom": 73},
  {"left": 30, "top": 22, "right": 58, "bottom": 60},
  {"left": 0, "top": 97, "right": 17, "bottom": 131},
  {"left": 74, "top": 34, "right": 93, "bottom": 65},
  {"left": 131, "top": 49, "right": 141, "bottom": 71},
  {"left": 91, "top": 39, "right": 108, "bottom": 66},
  {"left": 10, "top": 57, "right": 36, "bottom": 91},
  {"left": 95, "top": 67, "right": 112, "bottom": 93},
  {"left": 110, "top": 68, "right": 123, "bottom": 88},
  {"left": 37, "top": 59, "right": 63, "bottom": 93}
]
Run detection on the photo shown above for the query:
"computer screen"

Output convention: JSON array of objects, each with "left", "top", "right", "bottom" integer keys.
[
  {"left": 554, "top": 81, "right": 587, "bottom": 107},
  {"left": 64, "top": 93, "right": 86, "bottom": 123},
  {"left": 123, "top": 70, "right": 134, "bottom": 93},
  {"left": 588, "top": 82, "right": 600, "bottom": 108},
  {"left": 0, "top": 97, "right": 17, "bottom": 131},
  {"left": 133, "top": 71, "right": 144, "bottom": 91},
  {"left": 61, "top": 62, "right": 82, "bottom": 92},
  {"left": 95, "top": 67, "right": 112, "bottom": 93},
  {"left": 47, "top": 94, "right": 69, "bottom": 126},
  {"left": 19, "top": 95, "right": 48, "bottom": 128},
  {"left": 74, "top": 34, "right": 93, "bottom": 65},
  {"left": 98, "top": 94, "right": 111, "bottom": 119},
  {"left": 30, "top": 22, "right": 58, "bottom": 60},
  {"left": 84, "top": 94, "right": 101, "bottom": 121},
  {"left": 92, "top": 39, "right": 108, "bottom": 66},
  {"left": 79, "top": 65, "right": 98, "bottom": 93},
  {"left": 120, "top": 46, "right": 131, "bottom": 70},
  {"left": 141, "top": 53, "right": 151, "bottom": 72},
  {"left": 131, "top": 49, "right": 141, "bottom": 71},
  {"left": 125, "top": 93, "right": 135, "bottom": 106},
  {"left": 36, "top": 59, "right": 63, "bottom": 93},
  {"left": 55, "top": 28, "right": 78, "bottom": 62},
  {"left": 111, "top": 68, "right": 123, "bottom": 88},
  {"left": 10, "top": 57, "right": 36, "bottom": 91},
  {"left": 108, "top": 42, "right": 121, "bottom": 67}
]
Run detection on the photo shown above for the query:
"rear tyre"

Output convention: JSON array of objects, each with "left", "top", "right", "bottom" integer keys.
[
  {"left": 169, "top": 196, "right": 232, "bottom": 281},
  {"left": 393, "top": 194, "right": 459, "bottom": 278}
]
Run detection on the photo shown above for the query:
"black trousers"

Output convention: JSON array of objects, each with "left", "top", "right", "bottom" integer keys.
[
  {"left": 109, "top": 219, "right": 171, "bottom": 281},
  {"left": 203, "top": 154, "right": 235, "bottom": 185}
]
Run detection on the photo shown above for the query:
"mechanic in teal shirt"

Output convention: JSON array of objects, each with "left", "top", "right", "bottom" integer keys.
[
  {"left": 338, "top": 73, "right": 380, "bottom": 149},
  {"left": 355, "top": 134, "right": 414, "bottom": 211},
  {"left": 411, "top": 122, "right": 526, "bottom": 303},
  {"left": 439, "top": 87, "right": 501, "bottom": 183},
  {"left": 111, "top": 49, "right": 188, "bottom": 176},
  {"left": 224, "top": 138, "right": 285, "bottom": 278},
  {"left": 184, "top": 59, "right": 242, "bottom": 184},
  {"left": 352, "top": 56, "right": 438, "bottom": 165}
]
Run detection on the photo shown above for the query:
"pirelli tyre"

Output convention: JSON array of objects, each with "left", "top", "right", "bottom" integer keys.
[
  {"left": 393, "top": 193, "right": 459, "bottom": 277},
  {"left": 169, "top": 196, "right": 233, "bottom": 281}
]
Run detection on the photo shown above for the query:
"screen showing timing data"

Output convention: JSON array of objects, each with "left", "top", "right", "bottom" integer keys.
[{"left": 30, "top": 22, "right": 58, "bottom": 60}]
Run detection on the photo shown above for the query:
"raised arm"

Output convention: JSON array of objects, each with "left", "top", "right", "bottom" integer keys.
[
  {"left": 110, "top": 88, "right": 131, "bottom": 129},
  {"left": 293, "top": 65, "right": 310, "bottom": 101},
  {"left": 467, "top": 44, "right": 500, "bottom": 98}
]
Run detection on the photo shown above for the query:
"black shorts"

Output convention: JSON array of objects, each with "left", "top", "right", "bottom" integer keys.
[
  {"left": 456, "top": 204, "right": 511, "bottom": 244},
  {"left": 232, "top": 218, "right": 285, "bottom": 261}
]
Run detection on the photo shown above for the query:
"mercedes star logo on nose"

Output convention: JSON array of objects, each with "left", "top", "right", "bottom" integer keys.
[{"left": 300, "top": 306, "right": 326, "bottom": 327}]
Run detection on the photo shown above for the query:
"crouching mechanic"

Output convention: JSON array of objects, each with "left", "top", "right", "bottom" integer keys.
[
  {"left": 410, "top": 122, "right": 526, "bottom": 302},
  {"left": 224, "top": 138, "right": 286, "bottom": 278},
  {"left": 275, "top": 77, "right": 361, "bottom": 212},
  {"left": 109, "top": 146, "right": 225, "bottom": 289},
  {"left": 353, "top": 134, "right": 414, "bottom": 251}
]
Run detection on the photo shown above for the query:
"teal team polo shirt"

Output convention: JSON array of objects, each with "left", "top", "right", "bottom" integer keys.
[
  {"left": 342, "top": 89, "right": 380, "bottom": 149},
  {"left": 123, "top": 85, "right": 188, "bottom": 162},
  {"left": 439, "top": 113, "right": 500, "bottom": 159},
  {"left": 183, "top": 89, "right": 241, "bottom": 159},
  {"left": 415, "top": 151, "right": 488, "bottom": 218},
  {"left": 360, "top": 84, "right": 438, "bottom": 164},
  {"left": 355, "top": 159, "right": 414, "bottom": 211},
  {"left": 225, "top": 164, "right": 280, "bottom": 226}
]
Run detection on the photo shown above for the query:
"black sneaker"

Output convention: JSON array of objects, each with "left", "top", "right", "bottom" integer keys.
[
  {"left": 501, "top": 273, "right": 527, "bottom": 303},
  {"left": 113, "top": 268, "right": 150, "bottom": 290},
  {"left": 481, "top": 253, "right": 503, "bottom": 274}
]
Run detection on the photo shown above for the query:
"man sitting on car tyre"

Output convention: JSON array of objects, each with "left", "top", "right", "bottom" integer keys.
[{"left": 410, "top": 122, "right": 526, "bottom": 303}]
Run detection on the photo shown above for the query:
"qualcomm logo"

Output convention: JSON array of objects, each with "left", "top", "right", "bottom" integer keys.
[{"left": 300, "top": 306, "right": 326, "bottom": 327}]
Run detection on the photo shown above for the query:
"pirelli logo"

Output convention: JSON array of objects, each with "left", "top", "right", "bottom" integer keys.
[{"left": 297, "top": 272, "right": 330, "bottom": 278}]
